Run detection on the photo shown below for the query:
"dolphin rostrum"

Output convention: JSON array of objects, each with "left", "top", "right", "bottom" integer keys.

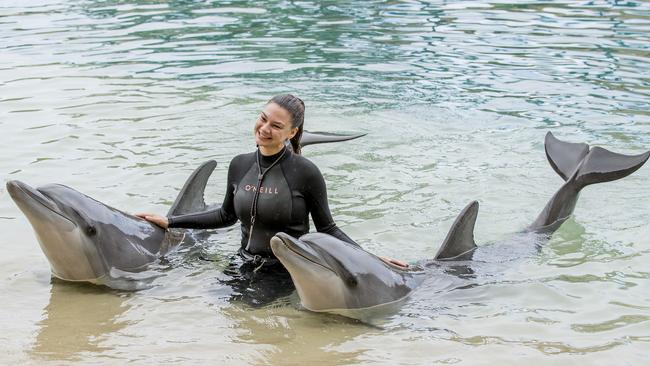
[
  {"left": 7, "top": 132, "right": 365, "bottom": 289},
  {"left": 271, "top": 132, "right": 649, "bottom": 320}
]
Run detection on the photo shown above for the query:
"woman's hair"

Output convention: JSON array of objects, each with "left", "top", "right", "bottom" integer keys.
[{"left": 268, "top": 94, "right": 305, "bottom": 154}]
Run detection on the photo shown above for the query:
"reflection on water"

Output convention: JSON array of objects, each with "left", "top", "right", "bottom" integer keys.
[
  {"left": 224, "top": 304, "right": 372, "bottom": 366},
  {"left": 30, "top": 280, "right": 131, "bottom": 361},
  {"left": 222, "top": 261, "right": 296, "bottom": 308},
  {"left": 179, "top": 240, "right": 296, "bottom": 307}
]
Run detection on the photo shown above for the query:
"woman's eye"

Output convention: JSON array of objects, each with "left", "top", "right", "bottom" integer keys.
[{"left": 273, "top": 124, "right": 282, "bottom": 129}]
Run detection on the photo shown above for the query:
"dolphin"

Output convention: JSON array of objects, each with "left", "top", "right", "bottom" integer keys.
[
  {"left": 271, "top": 132, "right": 649, "bottom": 320},
  {"left": 270, "top": 232, "right": 426, "bottom": 321},
  {"left": 7, "top": 180, "right": 175, "bottom": 289},
  {"left": 7, "top": 132, "right": 365, "bottom": 289},
  {"left": 434, "top": 132, "right": 650, "bottom": 261},
  {"left": 5, "top": 160, "right": 216, "bottom": 289}
]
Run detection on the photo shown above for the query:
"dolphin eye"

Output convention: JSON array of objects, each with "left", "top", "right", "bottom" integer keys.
[
  {"left": 346, "top": 276, "right": 358, "bottom": 287},
  {"left": 86, "top": 226, "right": 96, "bottom": 236}
]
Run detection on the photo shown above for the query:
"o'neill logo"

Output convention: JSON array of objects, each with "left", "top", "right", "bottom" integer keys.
[{"left": 244, "top": 185, "right": 279, "bottom": 194}]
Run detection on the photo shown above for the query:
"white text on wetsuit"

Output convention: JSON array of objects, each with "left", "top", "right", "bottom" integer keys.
[{"left": 244, "top": 185, "right": 279, "bottom": 194}]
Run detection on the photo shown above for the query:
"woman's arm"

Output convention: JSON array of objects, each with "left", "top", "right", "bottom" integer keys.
[
  {"left": 304, "top": 163, "right": 409, "bottom": 267},
  {"left": 304, "top": 165, "right": 361, "bottom": 247},
  {"left": 139, "top": 158, "right": 240, "bottom": 229},
  {"left": 167, "top": 205, "right": 237, "bottom": 229},
  {"left": 168, "top": 157, "right": 240, "bottom": 229},
  {"left": 137, "top": 206, "right": 236, "bottom": 229}
]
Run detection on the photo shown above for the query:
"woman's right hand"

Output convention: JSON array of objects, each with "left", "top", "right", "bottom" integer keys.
[
  {"left": 135, "top": 213, "right": 169, "bottom": 229},
  {"left": 378, "top": 256, "right": 409, "bottom": 268}
]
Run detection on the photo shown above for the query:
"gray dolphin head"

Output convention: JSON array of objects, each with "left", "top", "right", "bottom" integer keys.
[
  {"left": 7, "top": 180, "right": 167, "bottom": 285},
  {"left": 270, "top": 232, "right": 424, "bottom": 319}
]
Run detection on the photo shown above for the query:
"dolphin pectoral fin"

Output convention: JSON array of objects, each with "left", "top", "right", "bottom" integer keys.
[
  {"left": 167, "top": 160, "right": 217, "bottom": 216},
  {"left": 574, "top": 146, "right": 650, "bottom": 188},
  {"left": 545, "top": 132, "right": 590, "bottom": 181},
  {"left": 434, "top": 201, "right": 479, "bottom": 261},
  {"left": 300, "top": 131, "right": 366, "bottom": 147}
]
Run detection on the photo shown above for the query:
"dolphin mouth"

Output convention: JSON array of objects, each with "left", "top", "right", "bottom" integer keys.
[
  {"left": 271, "top": 233, "right": 334, "bottom": 273},
  {"left": 6, "top": 180, "right": 75, "bottom": 226}
]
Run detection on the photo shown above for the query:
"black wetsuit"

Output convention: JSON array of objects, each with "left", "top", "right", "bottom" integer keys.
[{"left": 168, "top": 146, "right": 356, "bottom": 259}]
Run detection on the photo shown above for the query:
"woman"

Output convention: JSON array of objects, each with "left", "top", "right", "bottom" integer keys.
[{"left": 138, "top": 94, "right": 406, "bottom": 274}]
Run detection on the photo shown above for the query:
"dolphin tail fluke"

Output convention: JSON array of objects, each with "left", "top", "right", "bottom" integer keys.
[
  {"left": 529, "top": 133, "right": 649, "bottom": 233},
  {"left": 545, "top": 131, "right": 650, "bottom": 187},
  {"left": 300, "top": 131, "right": 366, "bottom": 147},
  {"left": 435, "top": 201, "right": 479, "bottom": 261},
  {"left": 573, "top": 146, "right": 650, "bottom": 189},
  {"left": 545, "top": 132, "right": 590, "bottom": 181},
  {"left": 167, "top": 160, "right": 217, "bottom": 217}
]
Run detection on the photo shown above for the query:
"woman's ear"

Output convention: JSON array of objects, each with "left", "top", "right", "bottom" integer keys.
[{"left": 288, "top": 127, "right": 299, "bottom": 140}]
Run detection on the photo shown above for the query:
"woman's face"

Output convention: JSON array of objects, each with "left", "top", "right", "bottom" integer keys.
[{"left": 254, "top": 102, "right": 298, "bottom": 151}]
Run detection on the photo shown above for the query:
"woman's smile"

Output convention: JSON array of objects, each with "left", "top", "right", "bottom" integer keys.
[{"left": 254, "top": 102, "right": 297, "bottom": 155}]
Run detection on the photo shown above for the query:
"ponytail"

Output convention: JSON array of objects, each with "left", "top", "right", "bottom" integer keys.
[
  {"left": 268, "top": 94, "right": 305, "bottom": 155},
  {"left": 290, "top": 124, "right": 303, "bottom": 155}
]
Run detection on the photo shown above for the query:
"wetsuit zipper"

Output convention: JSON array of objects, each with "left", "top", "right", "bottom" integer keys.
[{"left": 244, "top": 146, "right": 287, "bottom": 253}]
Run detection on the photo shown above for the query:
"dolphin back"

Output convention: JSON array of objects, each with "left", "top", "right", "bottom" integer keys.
[{"left": 437, "top": 132, "right": 649, "bottom": 259}]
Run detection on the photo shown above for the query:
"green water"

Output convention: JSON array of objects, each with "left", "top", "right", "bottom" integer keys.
[{"left": 1, "top": 1, "right": 649, "bottom": 365}]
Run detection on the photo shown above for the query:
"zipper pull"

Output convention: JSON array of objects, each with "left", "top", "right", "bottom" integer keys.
[{"left": 245, "top": 217, "right": 255, "bottom": 251}]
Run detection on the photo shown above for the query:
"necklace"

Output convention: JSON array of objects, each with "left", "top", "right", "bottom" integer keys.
[{"left": 244, "top": 146, "right": 288, "bottom": 252}]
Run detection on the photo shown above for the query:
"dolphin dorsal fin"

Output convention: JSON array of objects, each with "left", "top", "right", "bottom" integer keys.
[
  {"left": 545, "top": 132, "right": 590, "bottom": 181},
  {"left": 574, "top": 146, "right": 650, "bottom": 188},
  {"left": 434, "top": 201, "right": 479, "bottom": 261},
  {"left": 299, "top": 131, "right": 366, "bottom": 147},
  {"left": 167, "top": 160, "right": 217, "bottom": 217}
]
